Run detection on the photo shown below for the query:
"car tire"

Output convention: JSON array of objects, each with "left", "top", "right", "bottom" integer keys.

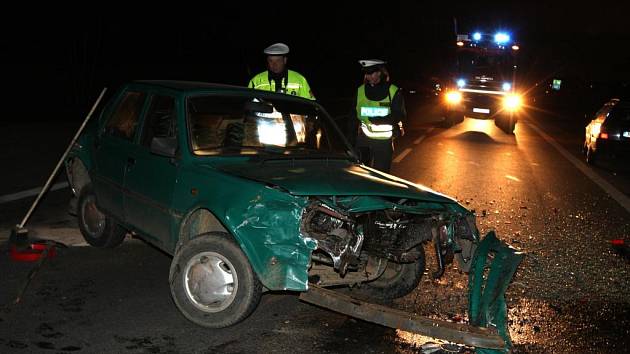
[
  {"left": 355, "top": 245, "right": 426, "bottom": 300},
  {"left": 505, "top": 116, "right": 516, "bottom": 134},
  {"left": 494, "top": 115, "right": 505, "bottom": 131},
  {"left": 442, "top": 112, "right": 463, "bottom": 128},
  {"left": 441, "top": 116, "right": 454, "bottom": 128},
  {"left": 496, "top": 114, "right": 516, "bottom": 134},
  {"left": 169, "top": 233, "right": 262, "bottom": 328},
  {"left": 77, "top": 184, "right": 126, "bottom": 248},
  {"left": 504, "top": 117, "right": 516, "bottom": 135},
  {"left": 454, "top": 112, "right": 465, "bottom": 124}
]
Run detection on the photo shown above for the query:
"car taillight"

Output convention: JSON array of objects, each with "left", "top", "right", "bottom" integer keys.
[{"left": 600, "top": 132, "right": 608, "bottom": 139}]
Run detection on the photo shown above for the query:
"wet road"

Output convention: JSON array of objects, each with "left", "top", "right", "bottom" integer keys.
[
  {"left": 1, "top": 105, "right": 629, "bottom": 353},
  {"left": 391, "top": 104, "right": 630, "bottom": 352}
]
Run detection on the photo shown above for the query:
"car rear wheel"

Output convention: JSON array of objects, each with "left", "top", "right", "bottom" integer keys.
[
  {"left": 77, "top": 184, "right": 126, "bottom": 248},
  {"left": 169, "top": 233, "right": 262, "bottom": 328}
]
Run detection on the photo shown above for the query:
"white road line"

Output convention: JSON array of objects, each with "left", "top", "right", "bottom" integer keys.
[
  {"left": 394, "top": 128, "right": 435, "bottom": 163},
  {"left": 393, "top": 148, "right": 413, "bottom": 163},
  {"left": 0, "top": 182, "right": 69, "bottom": 204},
  {"left": 526, "top": 121, "right": 630, "bottom": 213},
  {"left": 413, "top": 127, "right": 434, "bottom": 145}
]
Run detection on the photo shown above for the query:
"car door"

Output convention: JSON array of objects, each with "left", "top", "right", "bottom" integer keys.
[
  {"left": 92, "top": 90, "right": 147, "bottom": 221},
  {"left": 123, "top": 94, "right": 179, "bottom": 247}
]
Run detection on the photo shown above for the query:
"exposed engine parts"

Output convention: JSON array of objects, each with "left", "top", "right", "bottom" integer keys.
[
  {"left": 360, "top": 211, "right": 433, "bottom": 263},
  {"left": 301, "top": 203, "right": 362, "bottom": 276},
  {"left": 300, "top": 199, "right": 478, "bottom": 283}
]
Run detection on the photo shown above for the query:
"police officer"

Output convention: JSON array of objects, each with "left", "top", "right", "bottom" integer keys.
[
  {"left": 248, "top": 43, "right": 314, "bottom": 100},
  {"left": 351, "top": 59, "right": 406, "bottom": 173}
]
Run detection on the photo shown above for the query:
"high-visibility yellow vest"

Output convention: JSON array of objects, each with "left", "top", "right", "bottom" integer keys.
[
  {"left": 356, "top": 84, "right": 398, "bottom": 139},
  {"left": 248, "top": 70, "right": 314, "bottom": 100}
]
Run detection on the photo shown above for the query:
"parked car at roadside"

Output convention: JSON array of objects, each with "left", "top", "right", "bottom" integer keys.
[{"left": 584, "top": 98, "right": 630, "bottom": 164}]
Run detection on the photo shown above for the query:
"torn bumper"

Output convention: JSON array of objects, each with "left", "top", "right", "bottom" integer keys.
[{"left": 469, "top": 231, "right": 524, "bottom": 353}]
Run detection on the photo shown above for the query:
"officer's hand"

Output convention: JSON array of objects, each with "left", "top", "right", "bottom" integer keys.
[{"left": 398, "top": 122, "right": 405, "bottom": 137}]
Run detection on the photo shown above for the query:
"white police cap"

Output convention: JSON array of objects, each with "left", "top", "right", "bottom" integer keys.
[
  {"left": 359, "top": 59, "right": 387, "bottom": 68},
  {"left": 264, "top": 43, "right": 290, "bottom": 55}
]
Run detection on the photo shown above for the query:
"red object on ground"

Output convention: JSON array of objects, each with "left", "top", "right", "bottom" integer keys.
[
  {"left": 9, "top": 242, "right": 57, "bottom": 262},
  {"left": 611, "top": 239, "right": 625, "bottom": 246}
]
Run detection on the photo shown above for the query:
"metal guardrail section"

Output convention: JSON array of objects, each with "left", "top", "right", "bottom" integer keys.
[{"left": 299, "top": 285, "right": 505, "bottom": 350}]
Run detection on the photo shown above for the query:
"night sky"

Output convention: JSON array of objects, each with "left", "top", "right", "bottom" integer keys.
[{"left": 4, "top": 2, "right": 630, "bottom": 121}]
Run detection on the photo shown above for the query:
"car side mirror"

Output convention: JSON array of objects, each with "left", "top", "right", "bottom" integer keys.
[{"left": 150, "top": 137, "right": 177, "bottom": 158}]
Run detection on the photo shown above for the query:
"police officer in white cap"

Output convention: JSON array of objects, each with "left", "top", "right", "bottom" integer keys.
[
  {"left": 351, "top": 59, "right": 406, "bottom": 173},
  {"left": 248, "top": 43, "right": 314, "bottom": 99}
]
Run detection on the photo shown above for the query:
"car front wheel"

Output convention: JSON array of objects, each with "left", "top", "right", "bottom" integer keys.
[
  {"left": 169, "top": 233, "right": 262, "bottom": 328},
  {"left": 77, "top": 184, "right": 126, "bottom": 248},
  {"left": 352, "top": 245, "right": 426, "bottom": 301},
  {"left": 496, "top": 114, "right": 516, "bottom": 134}
]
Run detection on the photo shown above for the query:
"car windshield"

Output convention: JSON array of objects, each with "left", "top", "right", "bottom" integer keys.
[
  {"left": 457, "top": 50, "right": 513, "bottom": 78},
  {"left": 609, "top": 102, "right": 630, "bottom": 123},
  {"left": 187, "top": 95, "right": 353, "bottom": 158}
]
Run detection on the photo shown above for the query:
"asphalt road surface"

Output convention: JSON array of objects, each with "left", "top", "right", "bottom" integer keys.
[{"left": 1, "top": 103, "right": 629, "bottom": 353}]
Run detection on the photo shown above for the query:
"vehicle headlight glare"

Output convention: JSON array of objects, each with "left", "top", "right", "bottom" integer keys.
[
  {"left": 503, "top": 94, "right": 522, "bottom": 111},
  {"left": 446, "top": 91, "right": 462, "bottom": 104}
]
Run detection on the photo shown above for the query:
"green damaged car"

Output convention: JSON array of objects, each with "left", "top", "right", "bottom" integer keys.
[{"left": 66, "top": 81, "right": 483, "bottom": 329}]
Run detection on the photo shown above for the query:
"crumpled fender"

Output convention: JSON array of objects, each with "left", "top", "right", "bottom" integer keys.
[{"left": 223, "top": 187, "right": 317, "bottom": 291}]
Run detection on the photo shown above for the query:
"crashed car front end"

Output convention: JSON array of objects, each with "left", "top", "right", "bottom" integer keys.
[
  {"left": 301, "top": 195, "right": 478, "bottom": 284},
  {"left": 220, "top": 179, "right": 478, "bottom": 292}
]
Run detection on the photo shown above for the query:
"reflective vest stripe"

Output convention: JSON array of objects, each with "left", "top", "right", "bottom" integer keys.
[
  {"left": 360, "top": 123, "right": 393, "bottom": 139},
  {"left": 253, "top": 83, "right": 272, "bottom": 90}
]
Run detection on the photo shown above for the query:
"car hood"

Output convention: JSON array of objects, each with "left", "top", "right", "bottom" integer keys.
[{"left": 204, "top": 159, "right": 456, "bottom": 204}]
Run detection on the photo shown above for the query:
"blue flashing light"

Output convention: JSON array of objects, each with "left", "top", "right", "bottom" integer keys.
[
  {"left": 495, "top": 32, "right": 510, "bottom": 44},
  {"left": 473, "top": 32, "right": 482, "bottom": 41},
  {"left": 457, "top": 79, "right": 466, "bottom": 88},
  {"left": 502, "top": 82, "right": 512, "bottom": 91}
]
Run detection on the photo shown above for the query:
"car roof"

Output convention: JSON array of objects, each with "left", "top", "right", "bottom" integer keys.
[
  {"left": 128, "top": 80, "right": 316, "bottom": 104},
  {"left": 132, "top": 80, "right": 245, "bottom": 92}
]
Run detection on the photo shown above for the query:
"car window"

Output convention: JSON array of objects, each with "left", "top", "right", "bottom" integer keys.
[
  {"left": 594, "top": 104, "right": 613, "bottom": 122},
  {"left": 141, "top": 95, "right": 177, "bottom": 147},
  {"left": 607, "top": 103, "right": 630, "bottom": 123},
  {"left": 105, "top": 91, "right": 146, "bottom": 140},
  {"left": 187, "top": 95, "right": 350, "bottom": 157}
]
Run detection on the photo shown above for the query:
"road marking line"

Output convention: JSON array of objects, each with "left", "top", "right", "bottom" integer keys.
[
  {"left": 526, "top": 121, "right": 630, "bottom": 213},
  {"left": 394, "top": 128, "right": 435, "bottom": 163},
  {"left": 413, "top": 128, "right": 434, "bottom": 145},
  {"left": 0, "top": 182, "right": 69, "bottom": 204},
  {"left": 393, "top": 148, "right": 412, "bottom": 163}
]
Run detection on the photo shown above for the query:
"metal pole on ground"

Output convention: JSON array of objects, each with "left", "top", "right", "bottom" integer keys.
[{"left": 10, "top": 88, "right": 107, "bottom": 246}]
